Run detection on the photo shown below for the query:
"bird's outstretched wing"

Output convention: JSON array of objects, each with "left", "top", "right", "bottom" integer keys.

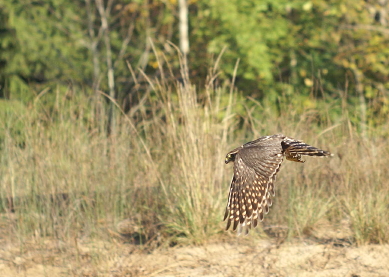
[{"left": 223, "top": 145, "right": 284, "bottom": 234}]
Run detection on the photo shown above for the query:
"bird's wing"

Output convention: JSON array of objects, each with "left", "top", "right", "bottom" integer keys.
[{"left": 224, "top": 145, "right": 284, "bottom": 233}]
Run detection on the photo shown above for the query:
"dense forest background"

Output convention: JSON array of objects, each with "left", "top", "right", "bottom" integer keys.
[
  {"left": 1, "top": 0, "right": 389, "bottom": 129},
  {"left": 1, "top": 0, "right": 389, "bottom": 247}
]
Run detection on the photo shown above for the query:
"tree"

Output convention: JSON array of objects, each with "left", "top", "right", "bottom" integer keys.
[{"left": 0, "top": 6, "right": 18, "bottom": 99}]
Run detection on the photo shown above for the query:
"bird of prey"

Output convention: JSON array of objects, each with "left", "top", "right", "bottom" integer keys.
[{"left": 224, "top": 134, "right": 332, "bottom": 234}]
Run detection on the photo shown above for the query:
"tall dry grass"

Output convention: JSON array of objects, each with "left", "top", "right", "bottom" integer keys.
[{"left": 1, "top": 56, "right": 389, "bottom": 248}]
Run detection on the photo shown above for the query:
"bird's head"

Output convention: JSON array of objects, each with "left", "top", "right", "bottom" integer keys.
[{"left": 225, "top": 153, "right": 235, "bottom": 164}]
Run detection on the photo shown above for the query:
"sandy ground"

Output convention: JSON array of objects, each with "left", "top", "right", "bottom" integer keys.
[{"left": 1, "top": 236, "right": 389, "bottom": 277}]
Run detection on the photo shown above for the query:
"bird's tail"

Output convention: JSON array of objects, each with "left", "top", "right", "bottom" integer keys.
[{"left": 282, "top": 138, "right": 332, "bottom": 163}]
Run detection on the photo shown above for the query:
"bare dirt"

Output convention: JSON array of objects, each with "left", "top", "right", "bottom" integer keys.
[{"left": 1, "top": 236, "right": 389, "bottom": 277}]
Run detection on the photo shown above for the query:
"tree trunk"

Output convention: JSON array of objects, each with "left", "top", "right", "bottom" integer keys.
[
  {"left": 96, "top": 0, "right": 116, "bottom": 137},
  {"left": 178, "top": 0, "right": 189, "bottom": 56}
]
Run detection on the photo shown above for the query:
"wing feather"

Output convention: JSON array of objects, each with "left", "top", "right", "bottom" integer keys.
[{"left": 224, "top": 145, "right": 284, "bottom": 233}]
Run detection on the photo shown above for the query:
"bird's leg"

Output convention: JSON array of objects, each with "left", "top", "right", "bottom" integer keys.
[{"left": 285, "top": 152, "right": 305, "bottom": 163}]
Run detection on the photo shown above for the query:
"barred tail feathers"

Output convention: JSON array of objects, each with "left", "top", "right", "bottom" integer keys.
[{"left": 282, "top": 138, "right": 332, "bottom": 162}]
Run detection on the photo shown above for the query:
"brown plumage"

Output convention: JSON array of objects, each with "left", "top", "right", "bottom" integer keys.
[{"left": 224, "top": 134, "right": 332, "bottom": 234}]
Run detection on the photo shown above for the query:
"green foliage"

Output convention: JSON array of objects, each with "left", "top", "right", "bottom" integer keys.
[
  {"left": 207, "top": 0, "right": 296, "bottom": 81},
  {"left": 191, "top": 0, "right": 389, "bottom": 125},
  {"left": 0, "top": 6, "right": 18, "bottom": 98},
  {"left": 1, "top": 0, "right": 388, "bottom": 126},
  {"left": 5, "top": 1, "right": 88, "bottom": 81}
]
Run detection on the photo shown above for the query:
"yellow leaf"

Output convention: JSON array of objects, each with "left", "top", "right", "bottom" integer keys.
[
  {"left": 342, "top": 59, "right": 350, "bottom": 68},
  {"left": 303, "top": 2, "right": 312, "bottom": 11},
  {"left": 304, "top": 78, "right": 313, "bottom": 87},
  {"left": 149, "top": 61, "right": 159, "bottom": 69}
]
